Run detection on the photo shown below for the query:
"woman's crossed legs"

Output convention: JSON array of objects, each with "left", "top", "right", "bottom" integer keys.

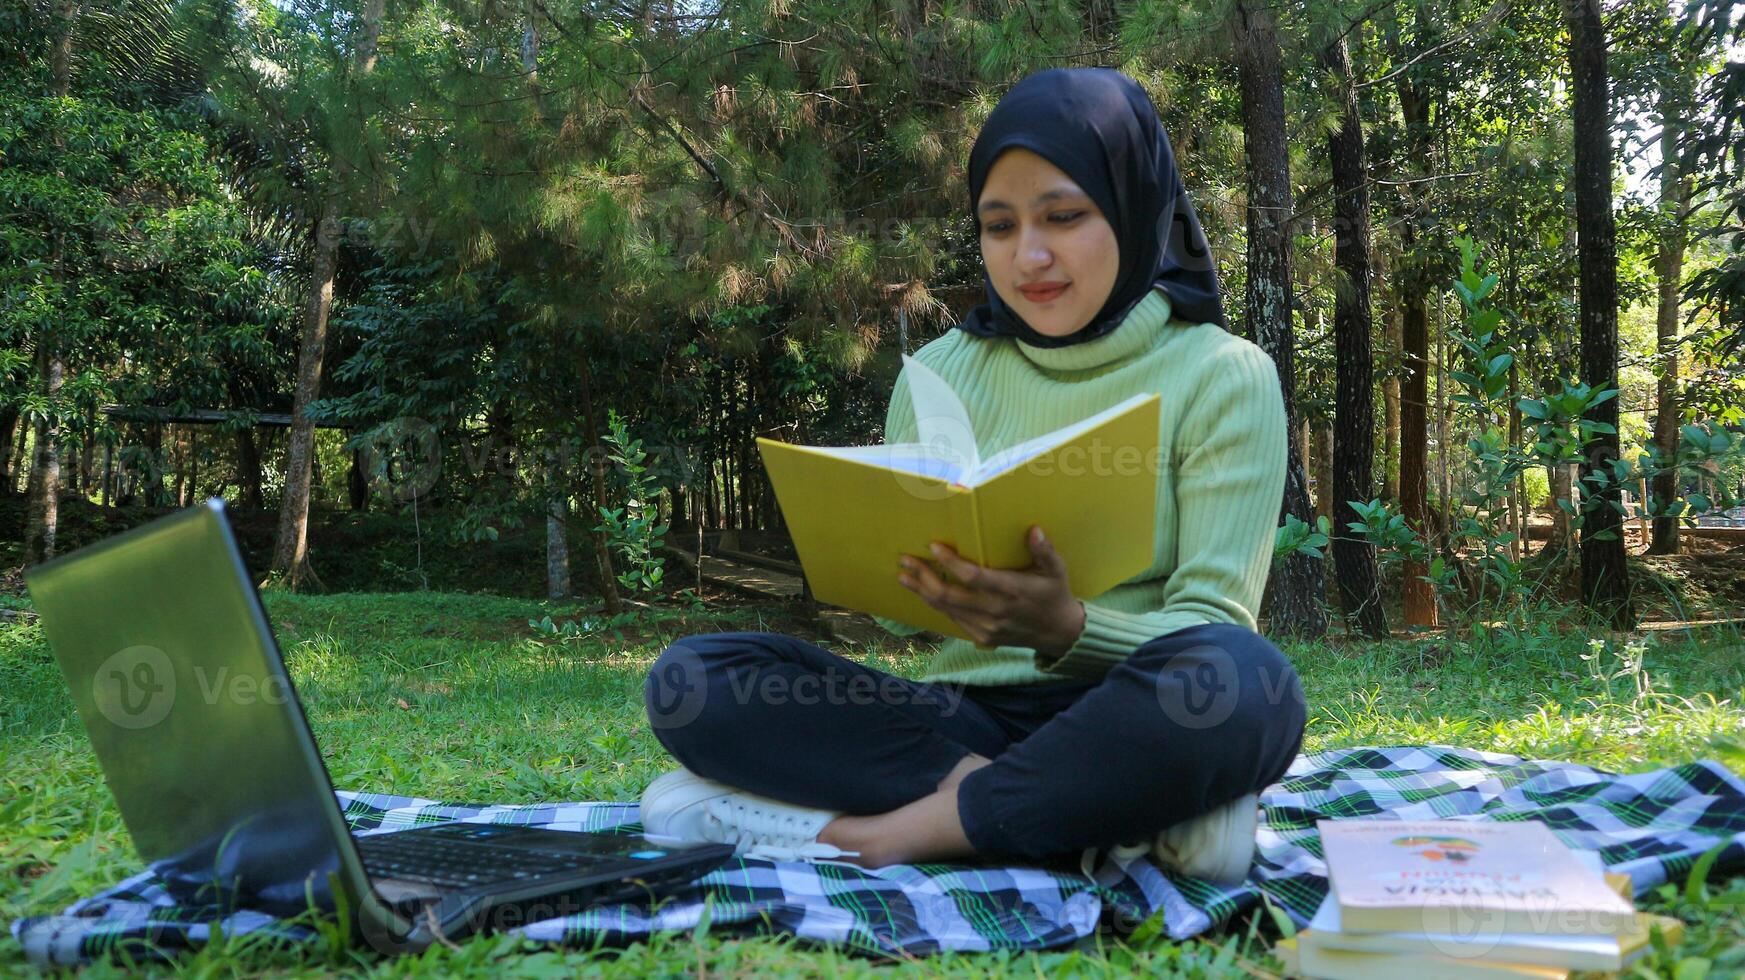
[{"left": 643, "top": 622, "right": 1305, "bottom": 866}]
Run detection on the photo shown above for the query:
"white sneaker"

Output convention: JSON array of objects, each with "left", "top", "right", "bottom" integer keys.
[
  {"left": 639, "top": 768, "right": 859, "bottom": 864},
  {"left": 1088, "top": 793, "right": 1260, "bottom": 887},
  {"left": 1152, "top": 792, "right": 1260, "bottom": 885}
]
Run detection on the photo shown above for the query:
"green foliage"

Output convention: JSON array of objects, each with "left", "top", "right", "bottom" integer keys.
[
  {"left": 1350, "top": 238, "right": 1745, "bottom": 634},
  {"left": 1273, "top": 513, "right": 1330, "bottom": 564},
  {"left": 0, "top": 42, "right": 288, "bottom": 439},
  {"left": 591, "top": 410, "right": 669, "bottom": 595},
  {"left": 1683, "top": 2, "right": 1745, "bottom": 401},
  {"left": 4, "top": 0, "right": 1743, "bottom": 627},
  {"left": 1343, "top": 498, "right": 1430, "bottom": 568},
  {"left": 1637, "top": 423, "right": 1745, "bottom": 520},
  {"left": 527, "top": 611, "right": 638, "bottom": 646}
]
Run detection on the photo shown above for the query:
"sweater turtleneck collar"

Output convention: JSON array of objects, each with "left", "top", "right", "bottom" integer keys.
[{"left": 1014, "top": 288, "right": 1176, "bottom": 373}]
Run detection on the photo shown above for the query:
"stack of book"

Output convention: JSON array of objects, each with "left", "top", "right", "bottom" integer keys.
[{"left": 1274, "top": 820, "right": 1683, "bottom": 979}]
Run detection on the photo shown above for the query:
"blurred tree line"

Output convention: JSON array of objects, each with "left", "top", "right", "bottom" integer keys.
[{"left": 3, "top": 0, "right": 1742, "bottom": 634}]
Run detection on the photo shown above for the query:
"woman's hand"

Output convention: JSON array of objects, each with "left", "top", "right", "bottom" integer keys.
[{"left": 897, "top": 525, "right": 1086, "bottom": 656}]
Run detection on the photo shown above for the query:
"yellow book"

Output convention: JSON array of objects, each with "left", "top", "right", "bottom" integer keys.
[
  {"left": 1275, "top": 934, "right": 1571, "bottom": 980},
  {"left": 756, "top": 355, "right": 1160, "bottom": 642},
  {"left": 1603, "top": 872, "right": 1633, "bottom": 900},
  {"left": 1302, "top": 892, "right": 1682, "bottom": 971},
  {"left": 1319, "top": 819, "right": 1637, "bottom": 937}
]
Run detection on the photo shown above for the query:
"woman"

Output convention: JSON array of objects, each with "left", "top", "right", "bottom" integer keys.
[{"left": 639, "top": 68, "right": 1306, "bottom": 882}]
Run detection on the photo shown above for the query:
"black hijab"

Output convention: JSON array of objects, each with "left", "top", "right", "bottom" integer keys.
[{"left": 956, "top": 68, "right": 1225, "bottom": 348}]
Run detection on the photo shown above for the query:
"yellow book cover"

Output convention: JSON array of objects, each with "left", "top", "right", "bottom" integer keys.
[{"left": 756, "top": 355, "right": 1160, "bottom": 642}]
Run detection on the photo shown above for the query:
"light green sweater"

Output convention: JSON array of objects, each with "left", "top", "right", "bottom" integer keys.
[{"left": 876, "top": 287, "right": 1288, "bottom": 685}]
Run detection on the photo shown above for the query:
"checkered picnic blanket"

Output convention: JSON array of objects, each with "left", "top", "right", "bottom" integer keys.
[{"left": 13, "top": 746, "right": 1745, "bottom": 966}]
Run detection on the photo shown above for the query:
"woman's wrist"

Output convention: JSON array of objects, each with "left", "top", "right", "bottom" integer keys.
[{"left": 1034, "top": 599, "right": 1087, "bottom": 662}]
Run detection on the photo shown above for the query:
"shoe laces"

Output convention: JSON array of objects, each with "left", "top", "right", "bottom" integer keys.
[
  {"left": 704, "top": 797, "right": 859, "bottom": 862},
  {"left": 1079, "top": 839, "right": 1154, "bottom": 882}
]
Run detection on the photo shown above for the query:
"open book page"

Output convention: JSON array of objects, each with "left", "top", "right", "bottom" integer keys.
[
  {"left": 967, "top": 393, "right": 1157, "bottom": 486},
  {"left": 900, "top": 354, "right": 979, "bottom": 475},
  {"left": 792, "top": 443, "right": 964, "bottom": 484}
]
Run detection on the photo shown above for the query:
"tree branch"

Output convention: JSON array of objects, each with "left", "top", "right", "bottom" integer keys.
[
  {"left": 1356, "top": 0, "right": 1510, "bottom": 92},
  {"left": 629, "top": 91, "right": 819, "bottom": 260}
]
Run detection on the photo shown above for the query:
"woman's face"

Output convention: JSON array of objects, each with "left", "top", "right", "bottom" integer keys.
[{"left": 977, "top": 147, "right": 1119, "bottom": 339}]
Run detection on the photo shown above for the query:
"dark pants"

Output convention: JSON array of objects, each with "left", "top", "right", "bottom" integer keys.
[{"left": 643, "top": 622, "right": 1306, "bottom": 861}]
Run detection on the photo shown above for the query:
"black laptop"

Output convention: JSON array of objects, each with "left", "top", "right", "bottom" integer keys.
[{"left": 25, "top": 499, "right": 733, "bottom": 954}]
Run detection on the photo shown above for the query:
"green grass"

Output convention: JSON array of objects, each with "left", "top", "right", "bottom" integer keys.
[{"left": 3, "top": 592, "right": 1743, "bottom": 977}]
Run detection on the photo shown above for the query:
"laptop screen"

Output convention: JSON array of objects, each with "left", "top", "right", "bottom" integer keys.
[{"left": 26, "top": 501, "right": 364, "bottom": 916}]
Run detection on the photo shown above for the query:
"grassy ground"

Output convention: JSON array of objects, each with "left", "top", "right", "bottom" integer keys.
[{"left": 3, "top": 589, "right": 1744, "bottom": 977}]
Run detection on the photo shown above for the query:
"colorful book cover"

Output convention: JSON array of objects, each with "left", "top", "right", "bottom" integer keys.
[{"left": 1318, "top": 819, "right": 1637, "bottom": 937}]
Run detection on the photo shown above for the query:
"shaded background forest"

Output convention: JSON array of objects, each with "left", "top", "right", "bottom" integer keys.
[{"left": 3, "top": 0, "right": 1744, "bottom": 641}]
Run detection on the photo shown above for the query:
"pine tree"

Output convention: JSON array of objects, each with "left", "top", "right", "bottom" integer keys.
[
  {"left": 1564, "top": 0, "right": 1635, "bottom": 627},
  {"left": 1323, "top": 32, "right": 1387, "bottom": 638},
  {"left": 1233, "top": 0, "right": 1327, "bottom": 639}
]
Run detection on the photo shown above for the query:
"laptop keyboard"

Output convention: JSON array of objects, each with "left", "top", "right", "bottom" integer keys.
[{"left": 357, "top": 832, "right": 613, "bottom": 889}]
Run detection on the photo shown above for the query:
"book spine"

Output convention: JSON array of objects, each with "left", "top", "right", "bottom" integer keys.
[{"left": 944, "top": 487, "right": 985, "bottom": 567}]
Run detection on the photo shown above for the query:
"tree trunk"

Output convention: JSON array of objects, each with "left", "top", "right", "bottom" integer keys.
[
  {"left": 1437, "top": 299, "right": 1453, "bottom": 550},
  {"left": 739, "top": 382, "right": 753, "bottom": 530},
  {"left": 1648, "top": 86, "right": 1687, "bottom": 556},
  {"left": 145, "top": 424, "right": 167, "bottom": 506},
  {"left": 347, "top": 448, "right": 368, "bottom": 511},
  {"left": 546, "top": 495, "right": 571, "bottom": 599},
  {"left": 1299, "top": 417, "right": 1313, "bottom": 499},
  {"left": 578, "top": 354, "right": 623, "bottom": 614},
  {"left": 1565, "top": 0, "right": 1635, "bottom": 627},
  {"left": 79, "top": 407, "right": 95, "bottom": 497},
  {"left": 1313, "top": 423, "right": 1333, "bottom": 525},
  {"left": 270, "top": 188, "right": 342, "bottom": 587},
  {"left": 22, "top": 347, "right": 64, "bottom": 564},
  {"left": 670, "top": 478, "right": 691, "bottom": 534},
  {"left": 0, "top": 405, "right": 18, "bottom": 496},
  {"left": 1383, "top": 308, "right": 1401, "bottom": 502},
  {"left": 1235, "top": 0, "right": 1326, "bottom": 639},
  {"left": 1544, "top": 460, "right": 1573, "bottom": 558},
  {"left": 705, "top": 452, "right": 718, "bottom": 529},
  {"left": 1395, "top": 71, "right": 1438, "bottom": 628},
  {"left": 1325, "top": 35, "right": 1388, "bottom": 638},
  {"left": 1507, "top": 363, "right": 1522, "bottom": 561},
  {"left": 268, "top": 0, "right": 385, "bottom": 588},
  {"left": 724, "top": 382, "right": 738, "bottom": 528},
  {"left": 237, "top": 427, "right": 264, "bottom": 508},
  {"left": 173, "top": 425, "right": 188, "bottom": 506},
  {"left": 25, "top": 0, "right": 77, "bottom": 564},
  {"left": 9, "top": 414, "right": 29, "bottom": 496},
  {"left": 63, "top": 422, "right": 78, "bottom": 497},
  {"left": 521, "top": 0, "right": 541, "bottom": 80}
]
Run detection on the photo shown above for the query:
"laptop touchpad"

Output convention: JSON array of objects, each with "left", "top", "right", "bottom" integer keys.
[{"left": 371, "top": 878, "right": 446, "bottom": 904}]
